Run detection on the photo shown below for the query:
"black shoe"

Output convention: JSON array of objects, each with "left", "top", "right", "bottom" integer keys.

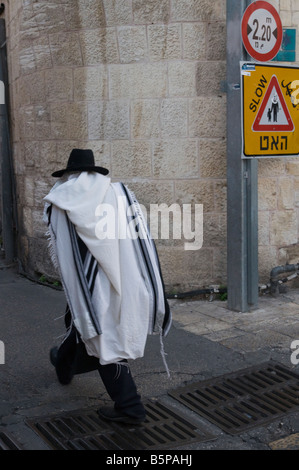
[{"left": 97, "top": 406, "right": 146, "bottom": 425}]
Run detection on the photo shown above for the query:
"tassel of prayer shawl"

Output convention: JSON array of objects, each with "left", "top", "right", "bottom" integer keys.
[
  {"left": 113, "top": 362, "right": 130, "bottom": 380},
  {"left": 159, "top": 327, "right": 171, "bottom": 378},
  {"left": 45, "top": 227, "right": 60, "bottom": 272}
]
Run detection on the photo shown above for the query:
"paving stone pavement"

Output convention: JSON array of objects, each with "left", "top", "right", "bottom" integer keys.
[{"left": 170, "top": 291, "right": 299, "bottom": 355}]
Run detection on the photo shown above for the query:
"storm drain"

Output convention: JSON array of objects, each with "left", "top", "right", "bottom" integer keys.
[
  {"left": 168, "top": 361, "right": 299, "bottom": 435},
  {"left": 26, "top": 400, "right": 215, "bottom": 450},
  {"left": 0, "top": 432, "right": 23, "bottom": 450}
]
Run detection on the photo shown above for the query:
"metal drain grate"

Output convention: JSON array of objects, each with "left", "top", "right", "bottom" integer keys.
[
  {"left": 26, "top": 400, "right": 215, "bottom": 450},
  {"left": 0, "top": 432, "right": 23, "bottom": 450},
  {"left": 168, "top": 361, "right": 299, "bottom": 435}
]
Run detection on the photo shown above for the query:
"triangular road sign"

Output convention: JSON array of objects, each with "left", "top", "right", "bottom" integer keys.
[{"left": 252, "top": 75, "right": 294, "bottom": 132}]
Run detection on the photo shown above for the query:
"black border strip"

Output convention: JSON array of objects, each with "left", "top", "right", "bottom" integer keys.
[{"left": 66, "top": 213, "right": 102, "bottom": 335}]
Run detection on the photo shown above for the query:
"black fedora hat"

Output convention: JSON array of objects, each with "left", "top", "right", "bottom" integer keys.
[{"left": 52, "top": 149, "right": 109, "bottom": 177}]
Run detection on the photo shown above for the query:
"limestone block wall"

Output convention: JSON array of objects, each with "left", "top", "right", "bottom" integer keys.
[
  {"left": 258, "top": 2, "right": 299, "bottom": 283},
  {"left": 2, "top": 0, "right": 299, "bottom": 292}
]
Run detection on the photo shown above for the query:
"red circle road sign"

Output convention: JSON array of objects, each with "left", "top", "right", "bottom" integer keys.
[{"left": 241, "top": 1, "right": 283, "bottom": 62}]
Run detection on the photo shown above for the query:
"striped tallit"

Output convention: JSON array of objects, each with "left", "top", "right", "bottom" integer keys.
[{"left": 44, "top": 172, "right": 172, "bottom": 369}]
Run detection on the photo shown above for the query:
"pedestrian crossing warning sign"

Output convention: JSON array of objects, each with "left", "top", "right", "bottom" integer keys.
[
  {"left": 252, "top": 75, "right": 294, "bottom": 132},
  {"left": 241, "top": 62, "right": 299, "bottom": 158}
]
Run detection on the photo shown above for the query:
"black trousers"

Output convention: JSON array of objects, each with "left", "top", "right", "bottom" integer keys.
[{"left": 54, "top": 306, "right": 146, "bottom": 420}]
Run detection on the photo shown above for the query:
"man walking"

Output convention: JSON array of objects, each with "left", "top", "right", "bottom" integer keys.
[{"left": 44, "top": 149, "right": 171, "bottom": 424}]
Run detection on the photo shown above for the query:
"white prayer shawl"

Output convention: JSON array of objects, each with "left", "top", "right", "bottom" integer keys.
[{"left": 44, "top": 172, "right": 171, "bottom": 366}]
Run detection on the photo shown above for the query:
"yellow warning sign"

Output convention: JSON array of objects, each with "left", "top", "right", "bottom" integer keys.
[{"left": 241, "top": 62, "right": 299, "bottom": 158}]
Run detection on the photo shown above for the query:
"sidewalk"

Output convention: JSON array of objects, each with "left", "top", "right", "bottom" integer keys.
[{"left": 0, "top": 263, "right": 299, "bottom": 451}]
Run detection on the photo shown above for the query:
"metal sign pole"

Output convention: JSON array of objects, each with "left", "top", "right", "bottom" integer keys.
[{"left": 226, "top": 0, "right": 259, "bottom": 312}]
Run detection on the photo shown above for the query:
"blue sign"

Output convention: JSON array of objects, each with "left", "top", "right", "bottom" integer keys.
[{"left": 273, "top": 28, "right": 296, "bottom": 62}]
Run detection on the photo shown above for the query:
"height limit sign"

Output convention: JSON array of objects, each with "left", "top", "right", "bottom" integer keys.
[{"left": 241, "top": 1, "right": 282, "bottom": 62}]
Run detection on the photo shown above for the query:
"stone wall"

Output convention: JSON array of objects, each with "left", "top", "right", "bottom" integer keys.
[
  {"left": 258, "top": 2, "right": 299, "bottom": 283},
  {"left": 2, "top": 0, "right": 299, "bottom": 293}
]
